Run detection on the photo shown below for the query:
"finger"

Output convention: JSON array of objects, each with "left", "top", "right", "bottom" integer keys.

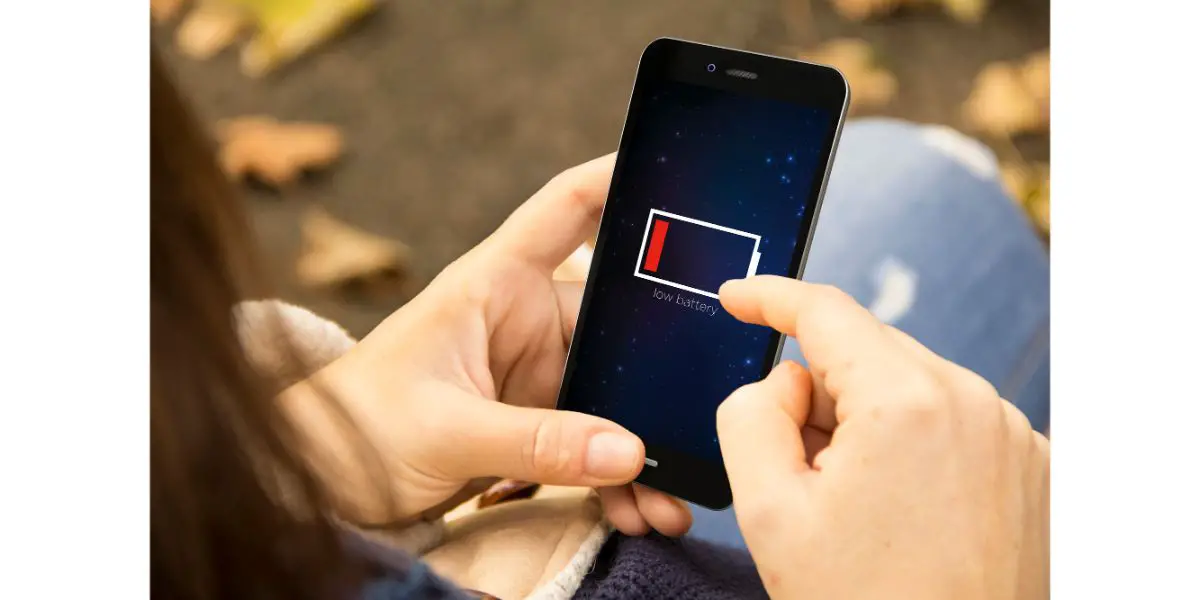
[
  {"left": 801, "top": 425, "right": 833, "bottom": 467},
  {"left": 447, "top": 398, "right": 644, "bottom": 487},
  {"left": 554, "top": 281, "right": 585, "bottom": 345},
  {"left": 552, "top": 243, "right": 594, "bottom": 282},
  {"left": 632, "top": 484, "right": 693, "bottom": 537},
  {"left": 717, "top": 362, "right": 813, "bottom": 505},
  {"left": 719, "top": 276, "right": 929, "bottom": 417},
  {"left": 799, "top": 365, "right": 837, "bottom": 433},
  {"left": 598, "top": 485, "right": 650, "bottom": 536},
  {"left": 485, "top": 154, "right": 615, "bottom": 272}
]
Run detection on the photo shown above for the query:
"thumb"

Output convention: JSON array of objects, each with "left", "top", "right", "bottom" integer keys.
[
  {"left": 449, "top": 400, "right": 645, "bottom": 487},
  {"left": 718, "top": 361, "right": 814, "bottom": 505}
]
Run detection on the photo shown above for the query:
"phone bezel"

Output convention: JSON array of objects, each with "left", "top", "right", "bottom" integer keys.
[{"left": 555, "top": 38, "right": 850, "bottom": 510}]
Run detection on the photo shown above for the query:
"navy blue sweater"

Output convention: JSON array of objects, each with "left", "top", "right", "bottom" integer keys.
[
  {"left": 574, "top": 533, "right": 769, "bottom": 600},
  {"left": 353, "top": 532, "right": 768, "bottom": 600}
]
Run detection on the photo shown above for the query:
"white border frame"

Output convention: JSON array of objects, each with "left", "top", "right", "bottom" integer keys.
[{"left": 632, "top": 208, "right": 762, "bottom": 299}]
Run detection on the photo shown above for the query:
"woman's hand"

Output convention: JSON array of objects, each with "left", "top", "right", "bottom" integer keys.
[
  {"left": 294, "top": 155, "right": 691, "bottom": 536},
  {"left": 715, "top": 276, "right": 1049, "bottom": 599}
]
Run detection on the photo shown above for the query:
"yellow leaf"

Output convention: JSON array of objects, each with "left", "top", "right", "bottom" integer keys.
[
  {"left": 1027, "top": 163, "right": 1050, "bottom": 233},
  {"left": 1000, "top": 162, "right": 1032, "bottom": 203},
  {"left": 237, "top": 0, "right": 378, "bottom": 77},
  {"left": 941, "top": 0, "right": 989, "bottom": 24}
]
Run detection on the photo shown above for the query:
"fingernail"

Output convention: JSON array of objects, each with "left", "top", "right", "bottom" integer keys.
[{"left": 585, "top": 432, "right": 641, "bottom": 479}]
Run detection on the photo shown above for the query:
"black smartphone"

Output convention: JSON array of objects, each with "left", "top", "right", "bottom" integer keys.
[{"left": 555, "top": 38, "right": 849, "bottom": 509}]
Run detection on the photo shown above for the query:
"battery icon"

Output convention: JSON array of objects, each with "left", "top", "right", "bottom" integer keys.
[{"left": 633, "top": 209, "right": 762, "bottom": 299}]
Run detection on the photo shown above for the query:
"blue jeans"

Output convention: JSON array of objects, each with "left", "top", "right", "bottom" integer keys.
[{"left": 687, "top": 118, "right": 1051, "bottom": 549}]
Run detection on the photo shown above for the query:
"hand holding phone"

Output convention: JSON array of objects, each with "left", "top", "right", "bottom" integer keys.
[
  {"left": 716, "top": 276, "right": 1050, "bottom": 599},
  {"left": 313, "top": 153, "right": 692, "bottom": 536},
  {"left": 556, "top": 38, "right": 849, "bottom": 508}
]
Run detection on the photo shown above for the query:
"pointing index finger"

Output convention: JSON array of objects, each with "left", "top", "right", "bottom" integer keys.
[{"left": 718, "top": 276, "right": 923, "bottom": 412}]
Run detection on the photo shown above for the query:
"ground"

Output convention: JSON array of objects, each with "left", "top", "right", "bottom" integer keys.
[{"left": 157, "top": 0, "right": 1049, "bottom": 338}]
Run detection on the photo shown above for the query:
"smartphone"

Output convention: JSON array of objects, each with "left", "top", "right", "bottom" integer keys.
[{"left": 555, "top": 38, "right": 849, "bottom": 509}]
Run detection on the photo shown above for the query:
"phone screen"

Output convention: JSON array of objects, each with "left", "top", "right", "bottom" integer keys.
[{"left": 557, "top": 40, "right": 845, "bottom": 504}]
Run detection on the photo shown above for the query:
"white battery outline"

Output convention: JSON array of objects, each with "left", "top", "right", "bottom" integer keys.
[{"left": 633, "top": 208, "right": 762, "bottom": 299}]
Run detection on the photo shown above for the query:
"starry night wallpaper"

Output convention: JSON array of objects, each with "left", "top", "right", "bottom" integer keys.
[{"left": 560, "top": 78, "right": 834, "bottom": 463}]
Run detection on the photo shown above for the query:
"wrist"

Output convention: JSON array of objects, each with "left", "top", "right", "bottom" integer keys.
[
  {"left": 278, "top": 358, "right": 402, "bottom": 525},
  {"left": 235, "top": 299, "right": 423, "bottom": 525}
]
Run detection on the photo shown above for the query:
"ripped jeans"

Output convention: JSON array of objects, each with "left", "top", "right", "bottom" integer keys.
[{"left": 688, "top": 118, "right": 1051, "bottom": 548}]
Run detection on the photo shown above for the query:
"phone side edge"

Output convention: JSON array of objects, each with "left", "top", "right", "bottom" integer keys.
[{"left": 768, "top": 65, "right": 851, "bottom": 372}]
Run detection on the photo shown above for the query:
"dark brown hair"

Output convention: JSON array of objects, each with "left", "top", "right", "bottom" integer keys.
[{"left": 150, "top": 45, "right": 369, "bottom": 599}]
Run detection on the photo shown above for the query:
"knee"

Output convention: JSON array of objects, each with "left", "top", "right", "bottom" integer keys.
[
  {"left": 819, "top": 118, "right": 1020, "bottom": 232},
  {"left": 806, "top": 118, "right": 1045, "bottom": 296},
  {"left": 836, "top": 118, "right": 1001, "bottom": 186}
]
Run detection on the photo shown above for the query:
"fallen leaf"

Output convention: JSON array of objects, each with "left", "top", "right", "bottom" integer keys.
[
  {"left": 151, "top": 0, "right": 188, "bottom": 23},
  {"left": 216, "top": 115, "right": 344, "bottom": 188},
  {"left": 1000, "top": 162, "right": 1032, "bottom": 204},
  {"left": 940, "top": 0, "right": 989, "bottom": 23},
  {"left": 828, "top": 0, "right": 988, "bottom": 22},
  {"left": 803, "top": 38, "right": 897, "bottom": 114},
  {"left": 962, "top": 61, "right": 1044, "bottom": 137},
  {"left": 827, "top": 0, "right": 908, "bottom": 21},
  {"left": 1026, "top": 163, "right": 1050, "bottom": 234},
  {"left": 1022, "top": 49, "right": 1050, "bottom": 122},
  {"left": 1028, "top": 187, "right": 1049, "bottom": 234},
  {"left": 999, "top": 161, "right": 1050, "bottom": 234},
  {"left": 296, "top": 207, "right": 411, "bottom": 294},
  {"left": 176, "top": 0, "right": 249, "bottom": 60},
  {"left": 239, "top": 0, "right": 379, "bottom": 78}
]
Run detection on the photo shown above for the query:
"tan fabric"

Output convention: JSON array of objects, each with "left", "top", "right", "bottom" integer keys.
[
  {"left": 425, "top": 488, "right": 606, "bottom": 599},
  {"left": 234, "top": 298, "right": 608, "bottom": 599}
]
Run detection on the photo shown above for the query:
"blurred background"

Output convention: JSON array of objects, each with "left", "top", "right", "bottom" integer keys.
[{"left": 152, "top": 0, "right": 1049, "bottom": 338}]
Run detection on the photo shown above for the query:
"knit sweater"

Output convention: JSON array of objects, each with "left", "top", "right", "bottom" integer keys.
[
  {"left": 350, "top": 530, "right": 768, "bottom": 600},
  {"left": 573, "top": 534, "right": 769, "bottom": 600}
]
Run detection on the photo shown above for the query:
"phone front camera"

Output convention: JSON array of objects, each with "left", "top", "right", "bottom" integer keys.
[{"left": 707, "top": 63, "right": 716, "bottom": 73}]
